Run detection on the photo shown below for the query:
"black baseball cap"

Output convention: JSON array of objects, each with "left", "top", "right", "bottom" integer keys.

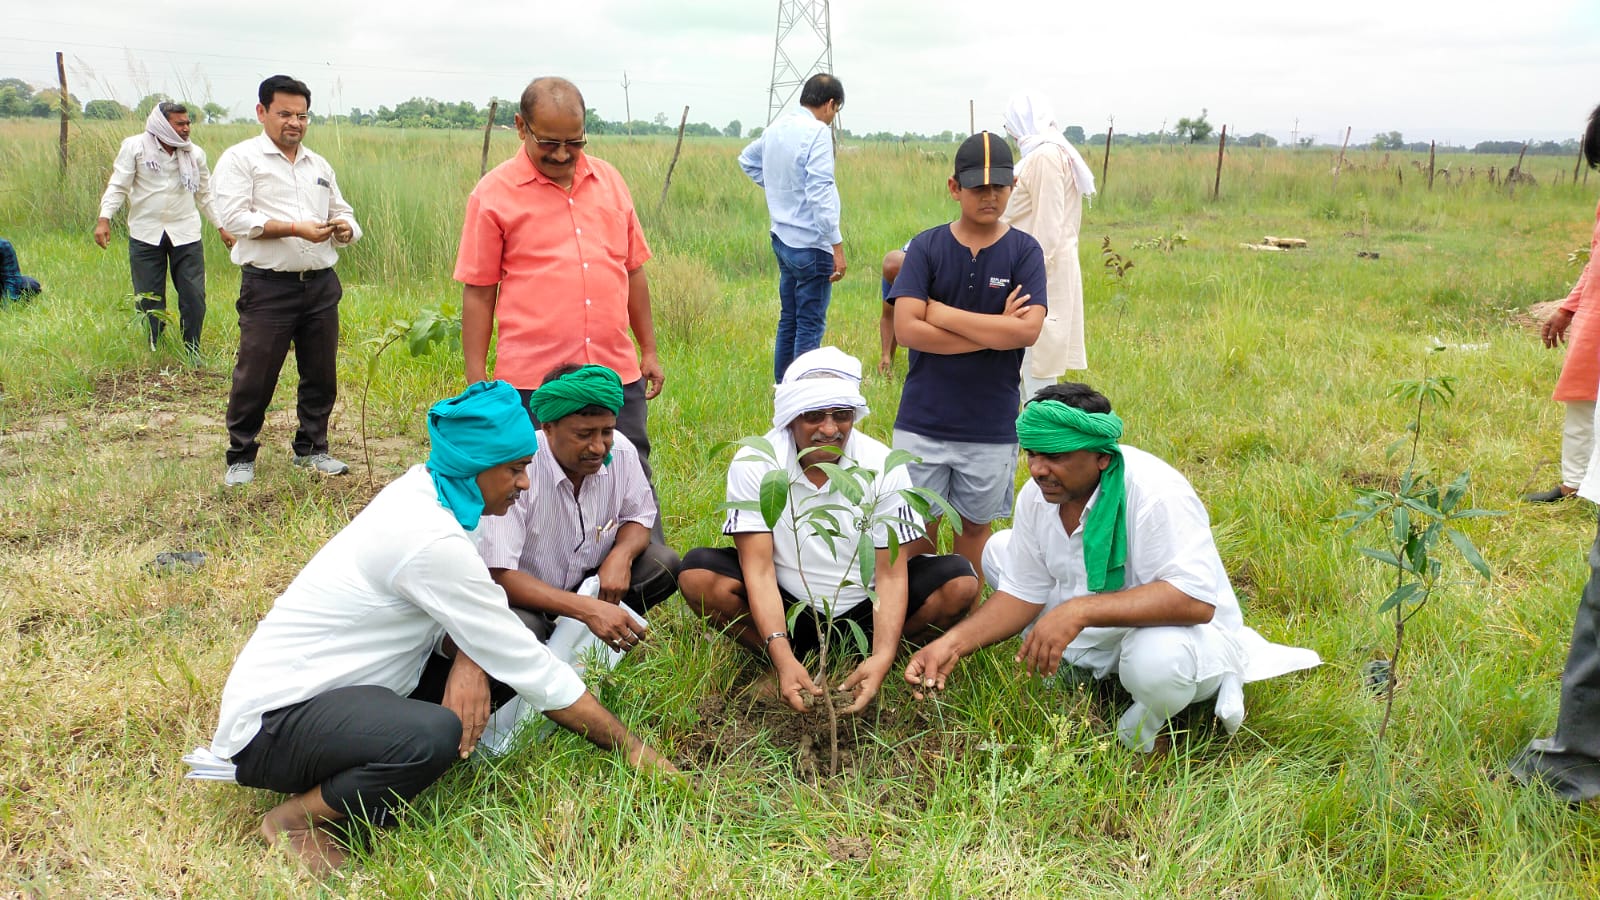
[{"left": 954, "top": 131, "right": 1014, "bottom": 188}]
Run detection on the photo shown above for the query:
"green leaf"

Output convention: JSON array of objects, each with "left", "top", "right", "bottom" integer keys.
[
  {"left": 844, "top": 617, "right": 871, "bottom": 658},
  {"left": 814, "top": 462, "right": 865, "bottom": 504},
  {"left": 857, "top": 531, "right": 875, "bottom": 590},
  {"left": 1404, "top": 529, "right": 1427, "bottom": 575},
  {"left": 1378, "top": 581, "right": 1423, "bottom": 613},
  {"left": 885, "top": 528, "right": 900, "bottom": 565},
  {"left": 1445, "top": 527, "right": 1493, "bottom": 580},
  {"left": 1358, "top": 547, "right": 1404, "bottom": 569},
  {"left": 1449, "top": 508, "right": 1505, "bottom": 520},
  {"left": 883, "top": 448, "right": 920, "bottom": 474},
  {"left": 905, "top": 486, "right": 962, "bottom": 531},
  {"left": 711, "top": 435, "right": 779, "bottom": 464},
  {"left": 720, "top": 499, "right": 763, "bottom": 514},
  {"left": 786, "top": 602, "right": 807, "bottom": 634},
  {"left": 1391, "top": 506, "right": 1410, "bottom": 547},
  {"left": 759, "top": 469, "right": 789, "bottom": 530}
]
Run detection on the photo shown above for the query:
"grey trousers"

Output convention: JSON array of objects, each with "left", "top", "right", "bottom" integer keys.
[
  {"left": 1508, "top": 510, "right": 1600, "bottom": 800},
  {"left": 130, "top": 235, "right": 206, "bottom": 350}
]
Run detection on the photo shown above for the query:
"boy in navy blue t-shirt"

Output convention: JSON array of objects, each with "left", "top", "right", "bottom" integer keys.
[{"left": 886, "top": 131, "right": 1047, "bottom": 584}]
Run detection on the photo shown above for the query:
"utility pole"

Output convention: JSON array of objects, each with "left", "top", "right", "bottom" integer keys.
[
  {"left": 766, "top": 0, "right": 833, "bottom": 127},
  {"left": 621, "top": 71, "right": 632, "bottom": 137}
]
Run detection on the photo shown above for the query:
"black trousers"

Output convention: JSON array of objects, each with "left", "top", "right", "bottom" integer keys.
[
  {"left": 512, "top": 541, "right": 682, "bottom": 639},
  {"left": 130, "top": 235, "right": 206, "bottom": 350},
  {"left": 225, "top": 268, "right": 341, "bottom": 464},
  {"left": 679, "top": 547, "right": 974, "bottom": 659}
]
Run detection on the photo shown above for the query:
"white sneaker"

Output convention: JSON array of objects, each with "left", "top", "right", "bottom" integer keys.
[
  {"left": 293, "top": 453, "right": 349, "bottom": 476},
  {"left": 224, "top": 462, "right": 254, "bottom": 487}
]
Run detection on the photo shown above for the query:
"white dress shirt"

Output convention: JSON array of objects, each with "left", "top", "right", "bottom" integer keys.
[
  {"left": 209, "top": 465, "right": 586, "bottom": 759},
  {"left": 96, "top": 134, "right": 220, "bottom": 246},
  {"left": 474, "top": 432, "right": 656, "bottom": 591},
  {"left": 722, "top": 428, "right": 921, "bottom": 616},
  {"left": 211, "top": 133, "right": 362, "bottom": 272}
]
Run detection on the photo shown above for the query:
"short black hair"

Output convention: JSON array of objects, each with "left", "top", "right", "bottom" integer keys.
[
  {"left": 799, "top": 73, "right": 843, "bottom": 110},
  {"left": 538, "top": 363, "right": 613, "bottom": 420},
  {"left": 1028, "top": 382, "right": 1112, "bottom": 413},
  {"left": 521, "top": 76, "right": 585, "bottom": 122},
  {"left": 1585, "top": 102, "right": 1600, "bottom": 170},
  {"left": 157, "top": 101, "right": 188, "bottom": 119},
  {"left": 258, "top": 75, "right": 310, "bottom": 108}
]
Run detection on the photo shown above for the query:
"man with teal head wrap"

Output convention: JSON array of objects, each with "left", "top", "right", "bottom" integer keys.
[
  {"left": 906, "top": 383, "right": 1320, "bottom": 753},
  {"left": 199, "top": 380, "right": 676, "bottom": 875},
  {"left": 477, "top": 364, "right": 681, "bottom": 667}
]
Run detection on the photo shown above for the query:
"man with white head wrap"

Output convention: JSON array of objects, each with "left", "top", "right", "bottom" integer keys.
[
  {"left": 679, "top": 347, "right": 979, "bottom": 713},
  {"left": 95, "top": 101, "right": 235, "bottom": 352},
  {"left": 1002, "top": 92, "right": 1096, "bottom": 393}
]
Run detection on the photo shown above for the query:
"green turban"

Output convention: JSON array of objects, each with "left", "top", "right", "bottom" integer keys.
[
  {"left": 1015, "top": 400, "right": 1127, "bottom": 593},
  {"left": 529, "top": 365, "right": 625, "bottom": 464}
]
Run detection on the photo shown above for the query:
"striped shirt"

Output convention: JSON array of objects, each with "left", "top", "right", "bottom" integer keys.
[
  {"left": 722, "top": 427, "right": 921, "bottom": 616},
  {"left": 475, "top": 431, "right": 655, "bottom": 590}
]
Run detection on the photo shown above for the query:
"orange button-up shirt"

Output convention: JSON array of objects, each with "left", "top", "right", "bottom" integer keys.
[{"left": 454, "top": 149, "right": 651, "bottom": 387}]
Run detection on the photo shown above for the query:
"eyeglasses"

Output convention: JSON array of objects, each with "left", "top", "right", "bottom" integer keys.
[
  {"left": 272, "top": 111, "right": 311, "bottom": 123},
  {"left": 800, "top": 407, "right": 855, "bottom": 425},
  {"left": 530, "top": 132, "right": 588, "bottom": 152}
]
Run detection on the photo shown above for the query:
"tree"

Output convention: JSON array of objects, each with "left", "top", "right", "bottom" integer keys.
[
  {"left": 134, "top": 93, "right": 167, "bottom": 117},
  {"left": 84, "top": 99, "right": 130, "bottom": 120},
  {"left": 1064, "top": 125, "right": 1086, "bottom": 144},
  {"left": 748, "top": 126, "right": 764, "bottom": 139},
  {"left": 28, "top": 88, "right": 81, "bottom": 119},
  {"left": 652, "top": 111, "right": 669, "bottom": 127},
  {"left": 1173, "top": 109, "right": 1214, "bottom": 144},
  {"left": 0, "top": 78, "right": 34, "bottom": 118},
  {"left": 202, "top": 102, "right": 228, "bottom": 124},
  {"left": 1370, "top": 131, "right": 1404, "bottom": 151},
  {"left": 724, "top": 119, "right": 742, "bottom": 139}
]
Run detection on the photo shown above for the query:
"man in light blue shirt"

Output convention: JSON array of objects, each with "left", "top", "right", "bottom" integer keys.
[{"left": 738, "top": 73, "right": 847, "bottom": 382}]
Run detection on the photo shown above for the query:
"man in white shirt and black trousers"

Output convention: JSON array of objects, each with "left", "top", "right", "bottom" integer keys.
[
  {"left": 94, "top": 101, "right": 235, "bottom": 353},
  {"left": 212, "top": 74, "right": 361, "bottom": 488}
]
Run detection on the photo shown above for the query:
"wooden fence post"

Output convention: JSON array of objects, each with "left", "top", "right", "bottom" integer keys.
[
  {"left": 656, "top": 105, "right": 689, "bottom": 216},
  {"left": 1331, "top": 126, "right": 1351, "bottom": 192},
  {"left": 1427, "top": 141, "right": 1436, "bottom": 191},
  {"left": 1508, "top": 141, "right": 1529, "bottom": 198},
  {"left": 479, "top": 99, "right": 498, "bottom": 178},
  {"left": 1212, "top": 125, "right": 1227, "bottom": 199},
  {"left": 1100, "top": 123, "right": 1113, "bottom": 197},
  {"left": 968, "top": 99, "right": 974, "bottom": 134},
  {"left": 56, "top": 52, "right": 69, "bottom": 175},
  {"left": 1576, "top": 140, "right": 1585, "bottom": 184}
]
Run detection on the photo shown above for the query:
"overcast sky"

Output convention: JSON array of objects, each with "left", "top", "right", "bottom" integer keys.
[{"left": 7, "top": 1, "right": 1599, "bottom": 145}]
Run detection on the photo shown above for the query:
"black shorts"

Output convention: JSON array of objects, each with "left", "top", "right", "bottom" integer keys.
[{"left": 680, "top": 546, "right": 974, "bottom": 659}]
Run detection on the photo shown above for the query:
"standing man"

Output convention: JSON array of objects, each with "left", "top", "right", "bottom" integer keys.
[
  {"left": 738, "top": 73, "right": 847, "bottom": 382},
  {"left": 905, "top": 383, "right": 1320, "bottom": 752},
  {"left": 455, "top": 76, "right": 664, "bottom": 484},
  {"left": 95, "top": 101, "right": 235, "bottom": 353},
  {"left": 212, "top": 75, "right": 361, "bottom": 488},
  {"left": 1002, "top": 91, "right": 1096, "bottom": 395}
]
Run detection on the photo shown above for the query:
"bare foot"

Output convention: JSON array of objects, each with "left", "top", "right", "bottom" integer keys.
[{"left": 261, "top": 815, "right": 347, "bottom": 876}]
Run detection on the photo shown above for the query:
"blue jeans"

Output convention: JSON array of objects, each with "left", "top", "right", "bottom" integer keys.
[{"left": 770, "top": 234, "right": 834, "bottom": 382}]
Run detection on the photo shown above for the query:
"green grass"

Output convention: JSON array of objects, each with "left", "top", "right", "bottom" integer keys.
[{"left": 4, "top": 118, "right": 1600, "bottom": 896}]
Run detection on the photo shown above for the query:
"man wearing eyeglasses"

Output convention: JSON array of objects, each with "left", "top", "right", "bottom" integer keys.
[
  {"left": 212, "top": 74, "right": 362, "bottom": 488},
  {"left": 677, "top": 347, "right": 978, "bottom": 714},
  {"left": 455, "top": 77, "right": 664, "bottom": 498}
]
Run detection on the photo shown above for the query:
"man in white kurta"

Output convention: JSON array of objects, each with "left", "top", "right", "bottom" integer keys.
[
  {"left": 1002, "top": 92, "right": 1095, "bottom": 394},
  {"left": 205, "top": 380, "right": 673, "bottom": 875},
  {"left": 906, "top": 383, "right": 1319, "bottom": 751}
]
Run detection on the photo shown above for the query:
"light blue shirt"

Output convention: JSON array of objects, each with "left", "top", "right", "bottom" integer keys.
[{"left": 738, "top": 109, "right": 842, "bottom": 252}]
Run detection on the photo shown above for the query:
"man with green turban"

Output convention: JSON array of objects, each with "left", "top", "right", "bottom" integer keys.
[
  {"left": 478, "top": 364, "right": 680, "bottom": 673},
  {"left": 198, "top": 380, "right": 675, "bottom": 875},
  {"left": 906, "top": 383, "right": 1320, "bottom": 752}
]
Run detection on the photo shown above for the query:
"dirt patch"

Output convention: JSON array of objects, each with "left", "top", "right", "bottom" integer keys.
[
  {"left": 825, "top": 835, "right": 871, "bottom": 862},
  {"left": 1509, "top": 300, "right": 1561, "bottom": 332},
  {"left": 89, "top": 366, "right": 228, "bottom": 412}
]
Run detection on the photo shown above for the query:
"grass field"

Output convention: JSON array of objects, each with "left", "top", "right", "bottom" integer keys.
[{"left": 4, "top": 117, "right": 1600, "bottom": 896}]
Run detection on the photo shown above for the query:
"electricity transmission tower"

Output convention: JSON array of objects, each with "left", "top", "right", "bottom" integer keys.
[{"left": 766, "top": 0, "right": 833, "bottom": 126}]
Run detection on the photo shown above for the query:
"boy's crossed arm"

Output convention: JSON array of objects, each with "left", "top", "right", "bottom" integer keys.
[{"left": 893, "top": 284, "right": 1044, "bottom": 354}]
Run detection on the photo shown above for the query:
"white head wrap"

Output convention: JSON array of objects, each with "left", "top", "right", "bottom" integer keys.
[
  {"left": 1002, "top": 92, "right": 1096, "bottom": 200},
  {"left": 142, "top": 103, "right": 200, "bottom": 193},
  {"left": 771, "top": 346, "right": 870, "bottom": 429}
]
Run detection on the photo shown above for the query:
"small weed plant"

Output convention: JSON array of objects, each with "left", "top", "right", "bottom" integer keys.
[{"left": 360, "top": 303, "right": 461, "bottom": 483}]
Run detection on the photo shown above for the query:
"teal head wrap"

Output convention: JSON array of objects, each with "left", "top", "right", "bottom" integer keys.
[
  {"left": 426, "top": 380, "right": 539, "bottom": 531},
  {"left": 530, "top": 365, "right": 625, "bottom": 464},
  {"left": 1015, "top": 400, "right": 1127, "bottom": 593}
]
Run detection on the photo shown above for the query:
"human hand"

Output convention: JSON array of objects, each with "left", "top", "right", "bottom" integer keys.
[
  {"left": 904, "top": 639, "right": 963, "bottom": 700},
  {"left": 640, "top": 353, "right": 665, "bottom": 399},
  {"left": 776, "top": 658, "right": 824, "bottom": 712},
  {"left": 218, "top": 228, "right": 237, "bottom": 250},
  {"left": 878, "top": 356, "right": 893, "bottom": 377},
  {"left": 831, "top": 244, "right": 847, "bottom": 283},
  {"left": 1003, "top": 284, "right": 1034, "bottom": 318},
  {"left": 596, "top": 553, "right": 632, "bottom": 605},
  {"left": 839, "top": 654, "right": 893, "bottom": 714},
  {"left": 328, "top": 219, "right": 354, "bottom": 243},
  {"left": 1016, "top": 604, "right": 1083, "bottom": 677},
  {"left": 583, "top": 596, "right": 647, "bottom": 651},
  {"left": 293, "top": 220, "right": 336, "bottom": 243},
  {"left": 1543, "top": 308, "right": 1575, "bottom": 348},
  {"left": 94, "top": 219, "right": 111, "bottom": 249},
  {"left": 440, "top": 654, "right": 492, "bottom": 758}
]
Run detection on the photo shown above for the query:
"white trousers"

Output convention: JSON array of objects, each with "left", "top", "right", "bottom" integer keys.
[
  {"left": 984, "top": 531, "right": 1242, "bottom": 752},
  {"left": 1563, "top": 400, "right": 1596, "bottom": 490}
]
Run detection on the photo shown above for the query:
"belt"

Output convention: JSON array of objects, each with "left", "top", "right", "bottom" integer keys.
[{"left": 242, "top": 265, "right": 332, "bottom": 282}]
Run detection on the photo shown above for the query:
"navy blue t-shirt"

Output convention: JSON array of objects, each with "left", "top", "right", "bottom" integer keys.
[{"left": 887, "top": 224, "right": 1047, "bottom": 443}]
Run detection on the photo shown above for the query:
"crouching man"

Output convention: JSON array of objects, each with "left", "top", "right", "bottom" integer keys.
[
  {"left": 905, "top": 383, "right": 1320, "bottom": 751},
  {"left": 203, "top": 380, "right": 674, "bottom": 875},
  {"left": 679, "top": 347, "right": 979, "bottom": 713}
]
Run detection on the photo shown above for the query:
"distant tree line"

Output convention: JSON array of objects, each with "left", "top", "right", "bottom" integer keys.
[{"left": 1, "top": 77, "right": 229, "bottom": 124}]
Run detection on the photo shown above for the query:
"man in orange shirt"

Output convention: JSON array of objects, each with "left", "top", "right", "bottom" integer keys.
[{"left": 455, "top": 76, "right": 664, "bottom": 481}]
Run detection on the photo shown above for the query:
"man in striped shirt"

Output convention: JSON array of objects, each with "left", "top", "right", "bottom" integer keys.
[{"left": 475, "top": 364, "right": 680, "bottom": 654}]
